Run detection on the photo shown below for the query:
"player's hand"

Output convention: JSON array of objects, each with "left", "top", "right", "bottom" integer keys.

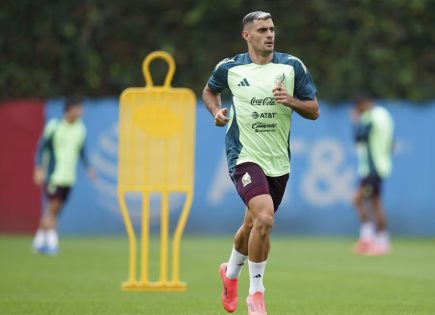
[
  {"left": 214, "top": 108, "right": 229, "bottom": 127},
  {"left": 87, "top": 168, "right": 97, "bottom": 182},
  {"left": 33, "top": 168, "right": 45, "bottom": 186},
  {"left": 273, "top": 81, "right": 292, "bottom": 107}
]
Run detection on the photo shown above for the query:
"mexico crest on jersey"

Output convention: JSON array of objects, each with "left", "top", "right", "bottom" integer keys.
[{"left": 274, "top": 72, "right": 287, "bottom": 85}]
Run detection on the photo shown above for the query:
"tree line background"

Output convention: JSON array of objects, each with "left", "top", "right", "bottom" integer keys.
[{"left": 1, "top": 0, "right": 434, "bottom": 102}]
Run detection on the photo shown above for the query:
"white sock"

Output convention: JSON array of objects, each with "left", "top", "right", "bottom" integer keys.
[
  {"left": 33, "top": 229, "right": 46, "bottom": 248},
  {"left": 360, "top": 222, "right": 375, "bottom": 241},
  {"left": 376, "top": 231, "right": 390, "bottom": 247},
  {"left": 225, "top": 247, "right": 248, "bottom": 279},
  {"left": 46, "top": 229, "right": 59, "bottom": 249},
  {"left": 248, "top": 260, "right": 266, "bottom": 294}
]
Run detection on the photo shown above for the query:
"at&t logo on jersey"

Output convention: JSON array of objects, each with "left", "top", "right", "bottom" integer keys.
[{"left": 251, "top": 112, "right": 277, "bottom": 119}]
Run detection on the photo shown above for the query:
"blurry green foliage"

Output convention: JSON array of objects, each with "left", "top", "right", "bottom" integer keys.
[{"left": 1, "top": 0, "right": 434, "bottom": 101}]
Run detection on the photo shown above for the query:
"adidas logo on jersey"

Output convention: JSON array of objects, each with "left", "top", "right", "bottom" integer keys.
[{"left": 238, "top": 78, "right": 250, "bottom": 86}]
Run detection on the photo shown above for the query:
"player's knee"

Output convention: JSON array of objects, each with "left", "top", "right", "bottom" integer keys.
[
  {"left": 49, "top": 200, "right": 63, "bottom": 215},
  {"left": 372, "top": 197, "right": 383, "bottom": 211},
  {"left": 253, "top": 211, "right": 274, "bottom": 235},
  {"left": 240, "top": 224, "right": 253, "bottom": 238},
  {"left": 243, "top": 218, "right": 254, "bottom": 231},
  {"left": 353, "top": 193, "right": 362, "bottom": 207}
]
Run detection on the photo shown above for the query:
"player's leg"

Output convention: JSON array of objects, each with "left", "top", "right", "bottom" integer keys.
[
  {"left": 366, "top": 174, "right": 391, "bottom": 256},
  {"left": 33, "top": 184, "right": 63, "bottom": 253},
  {"left": 247, "top": 193, "right": 274, "bottom": 280},
  {"left": 40, "top": 197, "right": 64, "bottom": 254},
  {"left": 354, "top": 185, "right": 369, "bottom": 222},
  {"left": 366, "top": 179, "right": 391, "bottom": 255},
  {"left": 32, "top": 225, "right": 46, "bottom": 253},
  {"left": 248, "top": 173, "right": 287, "bottom": 263},
  {"left": 244, "top": 194, "right": 275, "bottom": 315},
  {"left": 372, "top": 195, "right": 387, "bottom": 232},
  {"left": 228, "top": 208, "right": 252, "bottom": 275},
  {"left": 352, "top": 181, "right": 375, "bottom": 254},
  {"left": 219, "top": 208, "right": 252, "bottom": 313},
  {"left": 220, "top": 163, "right": 271, "bottom": 313},
  {"left": 245, "top": 173, "right": 287, "bottom": 315},
  {"left": 40, "top": 198, "right": 63, "bottom": 229},
  {"left": 32, "top": 197, "right": 63, "bottom": 253},
  {"left": 32, "top": 185, "right": 69, "bottom": 255}
]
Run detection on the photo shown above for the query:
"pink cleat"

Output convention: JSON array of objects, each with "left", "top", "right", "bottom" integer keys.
[
  {"left": 352, "top": 239, "right": 373, "bottom": 255},
  {"left": 219, "top": 263, "right": 238, "bottom": 313},
  {"left": 246, "top": 291, "right": 267, "bottom": 315},
  {"left": 365, "top": 243, "right": 391, "bottom": 256}
]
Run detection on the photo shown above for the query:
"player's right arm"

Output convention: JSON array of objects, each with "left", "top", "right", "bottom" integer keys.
[
  {"left": 33, "top": 119, "right": 57, "bottom": 186},
  {"left": 202, "top": 58, "right": 233, "bottom": 127},
  {"left": 202, "top": 85, "right": 228, "bottom": 127},
  {"left": 34, "top": 137, "right": 47, "bottom": 186}
]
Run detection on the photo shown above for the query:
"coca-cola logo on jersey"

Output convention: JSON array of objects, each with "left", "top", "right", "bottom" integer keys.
[{"left": 250, "top": 97, "right": 276, "bottom": 106}]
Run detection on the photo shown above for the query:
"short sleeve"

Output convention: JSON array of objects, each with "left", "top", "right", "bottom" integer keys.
[
  {"left": 207, "top": 58, "right": 231, "bottom": 93},
  {"left": 292, "top": 58, "right": 317, "bottom": 101}
]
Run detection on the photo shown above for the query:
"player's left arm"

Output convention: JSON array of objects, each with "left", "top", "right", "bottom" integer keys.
[
  {"left": 79, "top": 138, "right": 96, "bottom": 181},
  {"left": 273, "top": 58, "right": 320, "bottom": 120},
  {"left": 274, "top": 84, "right": 319, "bottom": 120}
]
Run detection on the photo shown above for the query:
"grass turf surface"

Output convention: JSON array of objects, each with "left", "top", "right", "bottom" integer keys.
[{"left": 0, "top": 236, "right": 434, "bottom": 315}]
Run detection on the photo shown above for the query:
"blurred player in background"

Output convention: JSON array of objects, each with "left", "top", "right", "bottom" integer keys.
[
  {"left": 203, "top": 11, "right": 319, "bottom": 315},
  {"left": 32, "top": 97, "right": 95, "bottom": 255},
  {"left": 352, "top": 95, "right": 394, "bottom": 256}
]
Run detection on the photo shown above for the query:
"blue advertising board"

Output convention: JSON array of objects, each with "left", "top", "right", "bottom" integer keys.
[{"left": 45, "top": 99, "right": 435, "bottom": 236}]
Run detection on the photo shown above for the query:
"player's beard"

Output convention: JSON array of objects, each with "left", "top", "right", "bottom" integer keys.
[
  {"left": 263, "top": 41, "right": 274, "bottom": 53},
  {"left": 261, "top": 44, "right": 274, "bottom": 56}
]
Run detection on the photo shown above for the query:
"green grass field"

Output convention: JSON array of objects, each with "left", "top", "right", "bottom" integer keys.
[{"left": 0, "top": 236, "right": 434, "bottom": 315}]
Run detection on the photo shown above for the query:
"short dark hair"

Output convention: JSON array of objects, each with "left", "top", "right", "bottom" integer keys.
[
  {"left": 352, "top": 91, "right": 372, "bottom": 105},
  {"left": 242, "top": 11, "right": 272, "bottom": 28},
  {"left": 64, "top": 96, "right": 83, "bottom": 112}
]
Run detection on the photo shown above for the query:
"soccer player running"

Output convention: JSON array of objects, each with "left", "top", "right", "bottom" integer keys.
[
  {"left": 202, "top": 11, "right": 319, "bottom": 315},
  {"left": 352, "top": 95, "right": 394, "bottom": 256},
  {"left": 32, "top": 97, "right": 95, "bottom": 255}
]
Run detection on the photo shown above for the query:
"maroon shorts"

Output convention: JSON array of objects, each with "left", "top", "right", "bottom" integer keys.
[
  {"left": 230, "top": 162, "right": 289, "bottom": 212},
  {"left": 45, "top": 184, "right": 71, "bottom": 202}
]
